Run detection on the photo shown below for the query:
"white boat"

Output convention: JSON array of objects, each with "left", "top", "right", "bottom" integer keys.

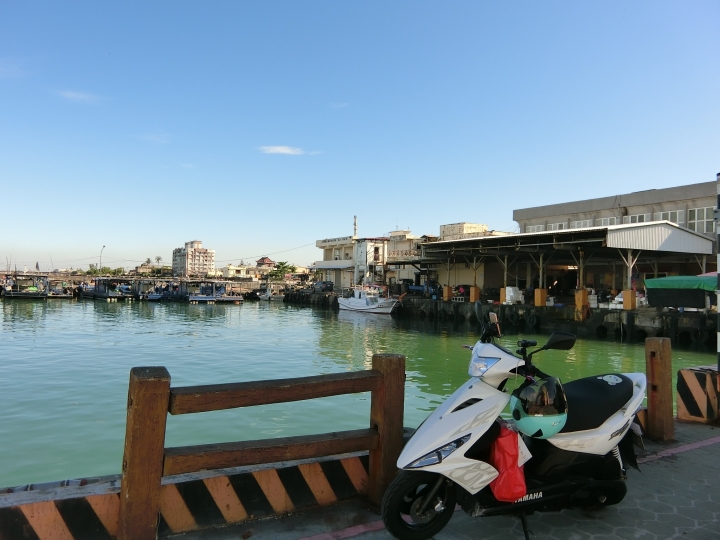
[
  {"left": 258, "top": 286, "right": 284, "bottom": 301},
  {"left": 338, "top": 287, "right": 398, "bottom": 314}
]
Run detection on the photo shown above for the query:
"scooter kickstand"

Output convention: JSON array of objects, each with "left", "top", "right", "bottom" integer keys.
[{"left": 519, "top": 512, "right": 532, "bottom": 540}]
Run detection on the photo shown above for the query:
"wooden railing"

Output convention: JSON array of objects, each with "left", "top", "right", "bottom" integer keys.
[{"left": 117, "top": 354, "right": 406, "bottom": 540}]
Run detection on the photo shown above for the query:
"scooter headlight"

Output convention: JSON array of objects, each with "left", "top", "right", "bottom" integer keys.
[
  {"left": 406, "top": 435, "right": 472, "bottom": 468},
  {"left": 468, "top": 356, "right": 500, "bottom": 377}
]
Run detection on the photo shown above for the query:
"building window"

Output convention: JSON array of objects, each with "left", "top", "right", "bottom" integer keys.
[
  {"left": 595, "top": 217, "right": 619, "bottom": 227},
  {"left": 653, "top": 210, "right": 684, "bottom": 225},
  {"left": 569, "top": 220, "right": 592, "bottom": 229},
  {"left": 526, "top": 225, "right": 545, "bottom": 233},
  {"left": 622, "top": 213, "right": 652, "bottom": 224},
  {"left": 687, "top": 207, "right": 715, "bottom": 233},
  {"left": 547, "top": 222, "right": 566, "bottom": 231}
]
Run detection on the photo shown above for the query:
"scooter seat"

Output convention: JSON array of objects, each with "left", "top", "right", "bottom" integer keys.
[{"left": 560, "top": 374, "right": 633, "bottom": 433}]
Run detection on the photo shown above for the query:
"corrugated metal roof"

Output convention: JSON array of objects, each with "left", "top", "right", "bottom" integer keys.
[
  {"left": 423, "top": 221, "right": 713, "bottom": 254},
  {"left": 606, "top": 222, "right": 712, "bottom": 254}
]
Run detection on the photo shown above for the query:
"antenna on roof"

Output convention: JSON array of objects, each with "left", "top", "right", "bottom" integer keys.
[{"left": 354, "top": 215, "right": 357, "bottom": 237}]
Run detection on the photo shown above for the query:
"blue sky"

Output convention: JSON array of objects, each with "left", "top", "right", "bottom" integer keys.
[{"left": 1, "top": 2, "right": 718, "bottom": 270}]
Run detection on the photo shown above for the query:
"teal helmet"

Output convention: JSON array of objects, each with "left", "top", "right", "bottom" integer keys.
[{"left": 510, "top": 377, "right": 567, "bottom": 439}]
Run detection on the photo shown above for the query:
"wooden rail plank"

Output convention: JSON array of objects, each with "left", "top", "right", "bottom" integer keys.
[
  {"left": 169, "top": 370, "right": 383, "bottom": 415},
  {"left": 163, "top": 429, "right": 379, "bottom": 476}
]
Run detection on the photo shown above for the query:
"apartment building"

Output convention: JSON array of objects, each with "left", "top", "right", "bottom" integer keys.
[{"left": 172, "top": 240, "right": 216, "bottom": 277}]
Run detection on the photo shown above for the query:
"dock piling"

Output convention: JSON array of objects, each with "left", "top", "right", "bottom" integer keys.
[
  {"left": 645, "top": 338, "right": 674, "bottom": 441},
  {"left": 118, "top": 367, "right": 171, "bottom": 540},
  {"left": 368, "top": 354, "right": 406, "bottom": 506}
]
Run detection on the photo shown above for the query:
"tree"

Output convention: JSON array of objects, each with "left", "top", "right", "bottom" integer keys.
[
  {"left": 155, "top": 256, "right": 162, "bottom": 265},
  {"left": 267, "top": 261, "right": 296, "bottom": 281},
  {"left": 145, "top": 258, "right": 152, "bottom": 265}
]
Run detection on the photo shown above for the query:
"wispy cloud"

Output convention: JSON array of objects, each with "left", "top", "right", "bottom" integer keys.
[
  {"left": 58, "top": 90, "right": 100, "bottom": 103},
  {"left": 330, "top": 102, "right": 348, "bottom": 108},
  {"left": 259, "top": 146, "right": 305, "bottom": 155},
  {"left": 0, "top": 58, "right": 25, "bottom": 78},
  {"left": 137, "top": 133, "right": 170, "bottom": 144}
]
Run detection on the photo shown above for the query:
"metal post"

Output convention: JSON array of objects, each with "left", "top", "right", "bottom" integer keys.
[
  {"left": 100, "top": 245, "right": 105, "bottom": 276},
  {"left": 503, "top": 255, "right": 508, "bottom": 288},
  {"left": 627, "top": 249, "right": 633, "bottom": 290},
  {"left": 716, "top": 173, "right": 720, "bottom": 380}
]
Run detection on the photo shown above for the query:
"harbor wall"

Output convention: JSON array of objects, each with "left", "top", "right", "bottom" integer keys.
[{"left": 283, "top": 292, "right": 717, "bottom": 349}]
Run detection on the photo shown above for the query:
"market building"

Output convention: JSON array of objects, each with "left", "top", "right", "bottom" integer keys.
[{"left": 514, "top": 181, "right": 716, "bottom": 237}]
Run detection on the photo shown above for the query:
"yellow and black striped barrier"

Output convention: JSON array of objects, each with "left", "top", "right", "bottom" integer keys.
[
  {"left": 0, "top": 454, "right": 368, "bottom": 539},
  {"left": 677, "top": 366, "right": 718, "bottom": 424}
]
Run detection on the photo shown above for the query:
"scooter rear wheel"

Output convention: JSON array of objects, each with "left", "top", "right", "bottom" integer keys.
[{"left": 381, "top": 471, "right": 456, "bottom": 540}]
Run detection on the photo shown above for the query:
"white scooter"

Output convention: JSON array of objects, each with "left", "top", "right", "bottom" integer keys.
[{"left": 381, "top": 314, "right": 646, "bottom": 540}]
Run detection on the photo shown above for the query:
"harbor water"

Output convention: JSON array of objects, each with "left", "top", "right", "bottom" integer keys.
[{"left": 0, "top": 300, "right": 714, "bottom": 488}]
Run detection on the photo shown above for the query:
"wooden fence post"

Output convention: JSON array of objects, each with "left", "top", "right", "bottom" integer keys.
[
  {"left": 645, "top": 338, "right": 674, "bottom": 441},
  {"left": 368, "top": 354, "right": 405, "bottom": 506},
  {"left": 118, "top": 367, "right": 171, "bottom": 540}
]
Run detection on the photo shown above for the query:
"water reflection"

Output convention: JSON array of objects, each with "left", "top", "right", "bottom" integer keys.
[{"left": 0, "top": 299, "right": 715, "bottom": 488}]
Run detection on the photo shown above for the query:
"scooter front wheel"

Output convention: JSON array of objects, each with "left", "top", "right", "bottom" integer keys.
[{"left": 381, "top": 471, "right": 456, "bottom": 540}]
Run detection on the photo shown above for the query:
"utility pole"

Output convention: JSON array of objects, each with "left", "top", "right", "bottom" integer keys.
[{"left": 100, "top": 245, "right": 106, "bottom": 276}]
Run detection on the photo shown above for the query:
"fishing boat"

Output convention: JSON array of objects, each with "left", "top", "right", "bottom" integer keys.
[
  {"left": 2, "top": 275, "right": 49, "bottom": 299},
  {"left": 258, "top": 286, "right": 284, "bottom": 301},
  {"left": 337, "top": 286, "right": 398, "bottom": 314},
  {"left": 143, "top": 281, "right": 180, "bottom": 301},
  {"left": 93, "top": 278, "right": 136, "bottom": 302},
  {"left": 211, "top": 281, "right": 244, "bottom": 304},
  {"left": 136, "top": 279, "right": 176, "bottom": 301},
  {"left": 179, "top": 280, "right": 243, "bottom": 304},
  {"left": 47, "top": 279, "right": 74, "bottom": 299}
]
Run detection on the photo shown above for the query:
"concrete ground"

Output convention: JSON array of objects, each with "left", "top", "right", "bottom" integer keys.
[{"left": 172, "top": 421, "right": 720, "bottom": 540}]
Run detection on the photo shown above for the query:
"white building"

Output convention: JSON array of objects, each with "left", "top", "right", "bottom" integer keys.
[
  {"left": 313, "top": 234, "right": 390, "bottom": 288},
  {"left": 172, "top": 240, "right": 216, "bottom": 277},
  {"left": 314, "top": 235, "right": 356, "bottom": 288}
]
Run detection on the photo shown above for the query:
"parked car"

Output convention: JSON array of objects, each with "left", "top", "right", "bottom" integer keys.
[
  {"left": 401, "top": 279, "right": 441, "bottom": 296},
  {"left": 313, "top": 281, "right": 334, "bottom": 292}
]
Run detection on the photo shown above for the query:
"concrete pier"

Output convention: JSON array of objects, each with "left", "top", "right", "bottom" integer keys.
[{"left": 162, "top": 420, "right": 720, "bottom": 540}]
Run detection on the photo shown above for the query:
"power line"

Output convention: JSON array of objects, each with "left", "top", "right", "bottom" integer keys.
[{"left": 214, "top": 242, "right": 315, "bottom": 264}]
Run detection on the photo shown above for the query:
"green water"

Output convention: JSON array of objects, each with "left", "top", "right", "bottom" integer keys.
[{"left": 0, "top": 300, "right": 713, "bottom": 487}]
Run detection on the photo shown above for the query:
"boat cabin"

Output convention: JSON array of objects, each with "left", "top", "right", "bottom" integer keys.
[
  {"left": 3, "top": 275, "right": 49, "bottom": 299},
  {"left": 48, "top": 279, "right": 74, "bottom": 298},
  {"left": 94, "top": 278, "right": 136, "bottom": 301}
]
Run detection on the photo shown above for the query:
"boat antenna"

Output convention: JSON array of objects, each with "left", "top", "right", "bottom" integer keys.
[{"left": 354, "top": 215, "right": 357, "bottom": 237}]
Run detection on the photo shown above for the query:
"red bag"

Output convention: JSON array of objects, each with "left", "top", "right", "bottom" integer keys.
[{"left": 489, "top": 426, "right": 527, "bottom": 502}]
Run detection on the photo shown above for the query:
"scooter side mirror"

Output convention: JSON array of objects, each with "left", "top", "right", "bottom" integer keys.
[{"left": 542, "top": 331, "right": 576, "bottom": 351}]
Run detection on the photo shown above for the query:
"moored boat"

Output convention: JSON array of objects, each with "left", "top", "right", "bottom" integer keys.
[
  {"left": 337, "top": 286, "right": 398, "bottom": 314},
  {"left": 2, "top": 275, "right": 49, "bottom": 299},
  {"left": 47, "top": 279, "right": 74, "bottom": 299},
  {"left": 179, "top": 280, "right": 243, "bottom": 304},
  {"left": 93, "top": 278, "right": 136, "bottom": 302}
]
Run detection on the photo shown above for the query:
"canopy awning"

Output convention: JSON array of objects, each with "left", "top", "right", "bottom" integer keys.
[
  {"left": 644, "top": 275, "right": 716, "bottom": 292},
  {"left": 313, "top": 261, "right": 354, "bottom": 270}
]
